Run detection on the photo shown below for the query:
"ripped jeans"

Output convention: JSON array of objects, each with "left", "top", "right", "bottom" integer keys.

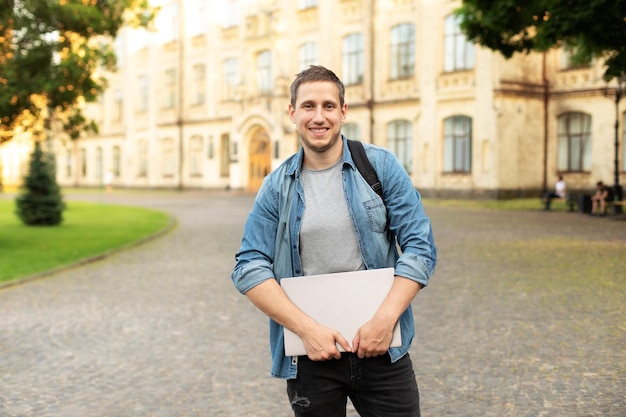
[{"left": 286, "top": 353, "right": 420, "bottom": 417}]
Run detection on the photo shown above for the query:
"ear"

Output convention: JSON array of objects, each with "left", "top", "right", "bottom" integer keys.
[{"left": 288, "top": 104, "right": 296, "bottom": 123}]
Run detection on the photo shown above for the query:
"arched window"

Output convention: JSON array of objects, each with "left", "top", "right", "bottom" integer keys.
[
  {"left": 257, "top": 50, "right": 273, "bottom": 95},
  {"left": 138, "top": 140, "right": 148, "bottom": 177},
  {"left": 190, "top": 136, "right": 203, "bottom": 176},
  {"left": 557, "top": 112, "right": 592, "bottom": 172},
  {"left": 342, "top": 33, "right": 364, "bottom": 85},
  {"left": 161, "top": 138, "right": 175, "bottom": 177},
  {"left": 96, "top": 147, "right": 103, "bottom": 180},
  {"left": 390, "top": 23, "right": 415, "bottom": 80},
  {"left": 112, "top": 146, "right": 121, "bottom": 177},
  {"left": 342, "top": 123, "right": 361, "bottom": 141},
  {"left": 444, "top": 14, "right": 474, "bottom": 72},
  {"left": 443, "top": 116, "right": 472, "bottom": 173},
  {"left": 299, "top": 42, "right": 318, "bottom": 71},
  {"left": 387, "top": 120, "right": 413, "bottom": 174},
  {"left": 223, "top": 58, "right": 239, "bottom": 101}
]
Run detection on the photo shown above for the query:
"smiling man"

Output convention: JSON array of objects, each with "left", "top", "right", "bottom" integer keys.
[{"left": 231, "top": 65, "right": 437, "bottom": 417}]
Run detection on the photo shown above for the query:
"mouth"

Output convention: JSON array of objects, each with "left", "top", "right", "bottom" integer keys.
[{"left": 309, "top": 127, "right": 329, "bottom": 135}]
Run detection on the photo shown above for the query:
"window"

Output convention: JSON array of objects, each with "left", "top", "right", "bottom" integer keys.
[
  {"left": 223, "top": 0, "right": 240, "bottom": 28},
  {"left": 299, "top": 0, "right": 318, "bottom": 9},
  {"left": 192, "top": 64, "right": 206, "bottom": 105},
  {"left": 164, "top": 68, "right": 177, "bottom": 109},
  {"left": 257, "top": 50, "right": 273, "bottom": 95},
  {"left": 189, "top": 0, "right": 208, "bottom": 37},
  {"left": 160, "top": 2, "right": 179, "bottom": 43},
  {"left": 560, "top": 48, "right": 592, "bottom": 70},
  {"left": 162, "top": 138, "right": 175, "bottom": 177},
  {"left": 138, "top": 75, "right": 148, "bottom": 113},
  {"left": 114, "top": 35, "right": 124, "bottom": 68},
  {"left": 342, "top": 123, "right": 361, "bottom": 141},
  {"left": 208, "top": 136, "right": 214, "bottom": 159},
  {"left": 443, "top": 116, "right": 472, "bottom": 173},
  {"left": 131, "top": 27, "right": 148, "bottom": 51},
  {"left": 390, "top": 23, "right": 415, "bottom": 80},
  {"left": 220, "top": 134, "right": 231, "bottom": 177},
  {"left": 80, "top": 148, "right": 87, "bottom": 177},
  {"left": 387, "top": 120, "right": 413, "bottom": 174},
  {"left": 138, "top": 140, "right": 148, "bottom": 177},
  {"left": 557, "top": 113, "right": 592, "bottom": 172},
  {"left": 65, "top": 149, "right": 72, "bottom": 177},
  {"left": 96, "top": 147, "right": 103, "bottom": 181},
  {"left": 190, "top": 136, "right": 203, "bottom": 176},
  {"left": 444, "top": 14, "right": 474, "bottom": 72},
  {"left": 342, "top": 33, "right": 364, "bottom": 85},
  {"left": 114, "top": 89, "right": 124, "bottom": 121},
  {"left": 299, "top": 42, "right": 318, "bottom": 71},
  {"left": 112, "top": 146, "right": 121, "bottom": 177},
  {"left": 223, "top": 58, "right": 239, "bottom": 100}
]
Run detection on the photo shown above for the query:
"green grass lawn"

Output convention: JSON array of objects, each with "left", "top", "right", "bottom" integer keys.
[
  {"left": 0, "top": 194, "right": 570, "bottom": 286},
  {"left": 0, "top": 199, "right": 171, "bottom": 284}
]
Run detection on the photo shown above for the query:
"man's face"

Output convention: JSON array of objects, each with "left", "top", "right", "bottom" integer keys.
[{"left": 289, "top": 81, "right": 347, "bottom": 155}]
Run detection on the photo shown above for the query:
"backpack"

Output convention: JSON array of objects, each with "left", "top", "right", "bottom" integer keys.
[{"left": 347, "top": 139, "right": 383, "bottom": 201}]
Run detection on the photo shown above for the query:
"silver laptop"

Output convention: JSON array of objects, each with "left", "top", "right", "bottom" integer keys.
[{"left": 280, "top": 268, "right": 402, "bottom": 357}]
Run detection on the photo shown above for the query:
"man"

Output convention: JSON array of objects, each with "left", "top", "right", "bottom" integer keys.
[
  {"left": 591, "top": 181, "right": 610, "bottom": 215},
  {"left": 543, "top": 175, "right": 567, "bottom": 210},
  {"left": 231, "top": 66, "right": 437, "bottom": 417}
]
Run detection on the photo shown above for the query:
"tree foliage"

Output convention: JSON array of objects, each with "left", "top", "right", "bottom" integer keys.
[
  {"left": 455, "top": 0, "right": 626, "bottom": 81},
  {"left": 0, "top": 0, "right": 156, "bottom": 143},
  {"left": 15, "top": 141, "right": 64, "bottom": 225}
]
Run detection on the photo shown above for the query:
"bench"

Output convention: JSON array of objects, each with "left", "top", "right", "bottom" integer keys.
[
  {"left": 607, "top": 200, "right": 625, "bottom": 215},
  {"left": 542, "top": 195, "right": 576, "bottom": 211}
]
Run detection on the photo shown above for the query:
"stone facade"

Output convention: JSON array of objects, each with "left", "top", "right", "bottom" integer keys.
[{"left": 1, "top": 0, "right": 624, "bottom": 197}]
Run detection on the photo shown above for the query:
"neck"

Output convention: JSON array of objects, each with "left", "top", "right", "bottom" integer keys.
[{"left": 302, "top": 139, "right": 344, "bottom": 170}]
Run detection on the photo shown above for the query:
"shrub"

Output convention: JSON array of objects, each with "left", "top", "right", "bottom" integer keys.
[{"left": 15, "top": 141, "right": 65, "bottom": 225}]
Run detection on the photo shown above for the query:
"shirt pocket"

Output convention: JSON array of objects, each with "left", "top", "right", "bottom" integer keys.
[{"left": 363, "top": 198, "right": 387, "bottom": 233}]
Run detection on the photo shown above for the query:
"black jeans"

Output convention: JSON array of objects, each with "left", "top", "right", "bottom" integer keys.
[{"left": 286, "top": 353, "right": 420, "bottom": 417}]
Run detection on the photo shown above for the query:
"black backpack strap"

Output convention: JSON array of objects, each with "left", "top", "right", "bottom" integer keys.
[{"left": 347, "top": 139, "right": 383, "bottom": 200}]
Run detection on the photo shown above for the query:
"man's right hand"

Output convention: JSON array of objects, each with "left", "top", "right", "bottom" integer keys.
[
  {"left": 300, "top": 323, "right": 352, "bottom": 361},
  {"left": 245, "top": 280, "right": 351, "bottom": 360}
]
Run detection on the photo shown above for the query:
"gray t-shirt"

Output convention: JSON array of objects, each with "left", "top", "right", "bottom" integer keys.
[{"left": 300, "top": 159, "right": 364, "bottom": 276}]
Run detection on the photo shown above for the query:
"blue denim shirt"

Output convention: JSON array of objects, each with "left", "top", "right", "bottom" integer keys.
[{"left": 232, "top": 137, "right": 437, "bottom": 379}]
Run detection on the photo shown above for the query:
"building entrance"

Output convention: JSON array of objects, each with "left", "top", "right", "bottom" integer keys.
[{"left": 248, "top": 129, "right": 271, "bottom": 192}]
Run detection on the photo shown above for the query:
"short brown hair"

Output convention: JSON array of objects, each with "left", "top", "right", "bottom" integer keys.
[{"left": 289, "top": 65, "right": 345, "bottom": 108}]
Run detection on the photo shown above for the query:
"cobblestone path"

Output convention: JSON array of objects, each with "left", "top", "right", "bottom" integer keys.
[{"left": 0, "top": 190, "right": 624, "bottom": 417}]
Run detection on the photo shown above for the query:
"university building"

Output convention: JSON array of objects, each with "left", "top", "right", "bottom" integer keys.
[{"left": 1, "top": 0, "right": 624, "bottom": 198}]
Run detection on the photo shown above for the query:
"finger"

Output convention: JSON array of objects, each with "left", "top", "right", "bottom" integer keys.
[
  {"left": 334, "top": 335, "right": 352, "bottom": 358},
  {"left": 351, "top": 334, "right": 360, "bottom": 353}
]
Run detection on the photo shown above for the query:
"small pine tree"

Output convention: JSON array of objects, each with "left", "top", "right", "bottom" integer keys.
[{"left": 15, "top": 141, "right": 65, "bottom": 225}]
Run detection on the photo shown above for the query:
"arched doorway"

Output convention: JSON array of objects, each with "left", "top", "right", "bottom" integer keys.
[{"left": 248, "top": 128, "right": 271, "bottom": 192}]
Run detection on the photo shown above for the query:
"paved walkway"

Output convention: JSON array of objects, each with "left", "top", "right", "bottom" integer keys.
[{"left": 0, "top": 190, "right": 624, "bottom": 417}]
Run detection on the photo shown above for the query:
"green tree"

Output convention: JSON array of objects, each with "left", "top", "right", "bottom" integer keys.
[
  {"left": 0, "top": 0, "right": 156, "bottom": 144},
  {"left": 15, "top": 141, "right": 65, "bottom": 225},
  {"left": 455, "top": 0, "right": 626, "bottom": 81}
]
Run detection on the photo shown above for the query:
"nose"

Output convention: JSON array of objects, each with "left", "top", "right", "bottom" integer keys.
[{"left": 312, "top": 106, "right": 324, "bottom": 123}]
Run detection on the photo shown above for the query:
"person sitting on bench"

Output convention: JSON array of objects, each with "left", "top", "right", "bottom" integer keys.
[
  {"left": 591, "top": 181, "right": 610, "bottom": 216},
  {"left": 543, "top": 175, "right": 568, "bottom": 211}
]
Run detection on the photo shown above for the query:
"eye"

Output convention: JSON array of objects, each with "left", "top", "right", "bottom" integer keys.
[
  {"left": 325, "top": 104, "right": 335, "bottom": 110},
  {"left": 302, "top": 103, "right": 313, "bottom": 109}
]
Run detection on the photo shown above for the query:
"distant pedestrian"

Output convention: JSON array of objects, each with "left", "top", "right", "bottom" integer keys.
[{"left": 104, "top": 171, "right": 114, "bottom": 193}]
